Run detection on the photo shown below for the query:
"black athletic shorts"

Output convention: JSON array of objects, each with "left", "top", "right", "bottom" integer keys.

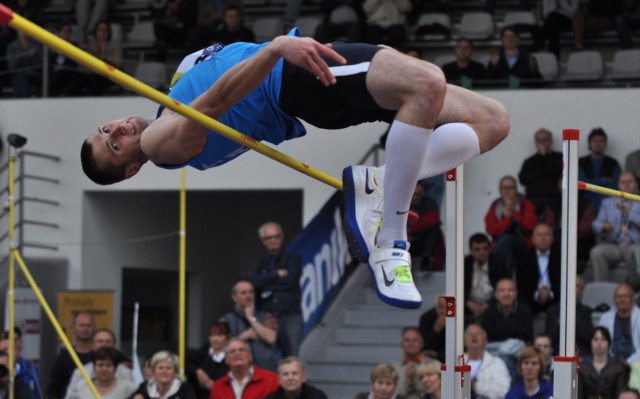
[{"left": 279, "top": 42, "right": 397, "bottom": 129}]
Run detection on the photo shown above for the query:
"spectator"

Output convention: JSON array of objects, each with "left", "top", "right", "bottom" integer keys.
[
  {"left": 0, "top": 328, "right": 41, "bottom": 399},
  {"left": 505, "top": 346, "right": 554, "bottom": 399},
  {"left": 314, "top": 0, "right": 365, "bottom": 43},
  {"left": 65, "top": 346, "right": 138, "bottom": 399},
  {"left": 47, "top": 311, "right": 96, "bottom": 399},
  {"left": 50, "top": 22, "right": 85, "bottom": 97},
  {"left": 590, "top": 172, "right": 640, "bottom": 282},
  {"left": 545, "top": 275, "right": 594, "bottom": 357},
  {"left": 132, "top": 350, "right": 197, "bottom": 399},
  {"left": 620, "top": 389, "right": 640, "bottom": 399},
  {"left": 518, "top": 128, "right": 564, "bottom": 220},
  {"left": 187, "top": 0, "right": 224, "bottom": 50},
  {"left": 266, "top": 356, "right": 328, "bottom": 399},
  {"left": 220, "top": 278, "right": 279, "bottom": 371},
  {"left": 362, "top": 0, "right": 412, "bottom": 48},
  {"left": 578, "top": 327, "right": 628, "bottom": 399},
  {"left": 214, "top": 6, "right": 256, "bottom": 45},
  {"left": 211, "top": 338, "right": 279, "bottom": 399},
  {"left": 392, "top": 327, "right": 431, "bottom": 399},
  {"left": 418, "top": 360, "right": 442, "bottom": 399},
  {"left": 6, "top": 29, "right": 41, "bottom": 98},
  {"left": 579, "top": 127, "right": 622, "bottom": 213},
  {"left": 418, "top": 295, "right": 446, "bottom": 362},
  {"left": 354, "top": 363, "right": 407, "bottom": 399},
  {"left": 65, "top": 328, "right": 134, "bottom": 397},
  {"left": 533, "top": 334, "right": 554, "bottom": 380},
  {"left": 420, "top": 175, "right": 444, "bottom": 209},
  {"left": 536, "top": 0, "right": 580, "bottom": 58},
  {"left": 486, "top": 27, "right": 542, "bottom": 83},
  {"left": 516, "top": 223, "right": 561, "bottom": 314},
  {"left": 153, "top": 0, "right": 198, "bottom": 61},
  {"left": 464, "top": 233, "right": 506, "bottom": 323},
  {"left": 573, "top": 0, "right": 623, "bottom": 50},
  {"left": 625, "top": 146, "right": 640, "bottom": 183},
  {"left": 251, "top": 222, "right": 303, "bottom": 358},
  {"left": 407, "top": 182, "right": 444, "bottom": 272},
  {"left": 481, "top": 278, "right": 533, "bottom": 382},
  {"left": 441, "top": 38, "right": 486, "bottom": 85},
  {"left": 616, "top": 0, "right": 640, "bottom": 49},
  {"left": 85, "top": 20, "right": 123, "bottom": 95},
  {"left": 187, "top": 322, "right": 230, "bottom": 399},
  {"left": 485, "top": 175, "right": 538, "bottom": 278},
  {"left": 464, "top": 324, "right": 511, "bottom": 399},
  {"left": 0, "top": 349, "right": 35, "bottom": 399},
  {"left": 599, "top": 283, "right": 640, "bottom": 363},
  {"left": 74, "top": 0, "right": 107, "bottom": 44}
]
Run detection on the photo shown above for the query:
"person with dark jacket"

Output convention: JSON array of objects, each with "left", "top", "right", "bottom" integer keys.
[
  {"left": 266, "top": 357, "right": 328, "bottom": 399},
  {"left": 578, "top": 327, "right": 629, "bottom": 399},
  {"left": 486, "top": 26, "right": 542, "bottom": 83},
  {"left": 251, "top": 222, "right": 303, "bottom": 358}
]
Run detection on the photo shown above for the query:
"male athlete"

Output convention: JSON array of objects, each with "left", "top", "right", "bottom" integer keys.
[{"left": 81, "top": 29, "right": 509, "bottom": 309}]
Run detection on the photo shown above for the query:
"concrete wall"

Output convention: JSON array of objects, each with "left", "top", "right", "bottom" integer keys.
[{"left": 0, "top": 87, "right": 638, "bottom": 344}]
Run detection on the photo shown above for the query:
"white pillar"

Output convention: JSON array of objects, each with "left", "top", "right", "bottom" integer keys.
[
  {"left": 554, "top": 129, "right": 580, "bottom": 399},
  {"left": 442, "top": 166, "right": 470, "bottom": 399}
]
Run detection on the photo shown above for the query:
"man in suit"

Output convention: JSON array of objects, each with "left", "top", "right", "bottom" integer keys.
[{"left": 516, "top": 223, "right": 561, "bottom": 314}]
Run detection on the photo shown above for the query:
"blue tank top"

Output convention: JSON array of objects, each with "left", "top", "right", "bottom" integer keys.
[{"left": 156, "top": 29, "right": 306, "bottom": 170}]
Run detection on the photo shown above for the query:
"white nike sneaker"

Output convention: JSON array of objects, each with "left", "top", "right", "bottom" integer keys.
[
  {"left": 368, "top": 240, "right": 422, "bottom": 309},
  {"left": 342, "top": 165, "right": 383, "bottom": 262}
]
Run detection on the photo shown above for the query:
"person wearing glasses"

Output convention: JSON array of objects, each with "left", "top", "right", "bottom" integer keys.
[
  {"left": 251, "top": 222, "right": 303, "bottom": 358},
  {"left": 210, "top": 338, "right": 279, "bottom": 399}
]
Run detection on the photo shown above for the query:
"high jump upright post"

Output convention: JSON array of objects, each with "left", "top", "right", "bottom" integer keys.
[
  {"left": 553, "top": 129, "right": 580, "bottom": 399},
  {"left": 442, "top": 166, "right": 470, "bottom": 399}
]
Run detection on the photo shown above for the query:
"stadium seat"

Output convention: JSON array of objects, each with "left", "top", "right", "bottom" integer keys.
[
  {"left": 608, "top": 49, "right": 640, "bottom": 80},
  {"left": 414, "top": 13, "right": 451, "bottom": 41},
  {"left": 563, "top": 51, "right": 604, "bottom": 81},
  {"left": 458, "top": 12, "right": 494, "bottom": 40},
  {"left": 125, "top": 21, "right": 156, "bottom": 47},
  {"left": 252, "top": 17, "right": 284, "bottom": 43},
  {"left": 531, "top": 52, "right": 559, "bottom": 81},
  {"left": 433, "top": 54, "right": 456, "bottom": 68},
  {"left": 582, "top": 281, "right": 618, "bottom": 312},
  {"left": 294, "top": 16, "right": 323, "bottom": 38},
  {"left": 134, "top": 62, "right": 168, "bottom": 90}
]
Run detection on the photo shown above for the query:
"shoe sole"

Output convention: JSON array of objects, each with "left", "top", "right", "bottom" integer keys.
[
  {"left": 367, "top": 263, "right": 422, "bottom": 309},
  {"left": 342, "top": 166, "right": 370, "bottom": 263}
]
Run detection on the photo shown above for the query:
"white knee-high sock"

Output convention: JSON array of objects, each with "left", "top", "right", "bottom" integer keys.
[
  {"left": 377, "top": 121, "right": 431, "bottom": 249},
  {"left": 376, "top": 123, "right": 481, "bottom": 189}
]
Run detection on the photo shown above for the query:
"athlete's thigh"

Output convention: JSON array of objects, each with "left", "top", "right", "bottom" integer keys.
[{"left": 366, "top": 47, "right": 444, "bottom": 110}]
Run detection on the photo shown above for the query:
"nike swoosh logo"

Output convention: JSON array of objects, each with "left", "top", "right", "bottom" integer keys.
[
  {"left": 396, "top": 210, "right": 409, "bottom": 215},
  {"left": 365, "top": 169, "right": 375, "bottom": 195},
  {"left": 381, "top": 265, "right": 395, "bottom": 286}
]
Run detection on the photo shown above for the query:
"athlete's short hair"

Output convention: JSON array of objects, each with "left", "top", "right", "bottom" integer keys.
[{"left": 81, "top": 139, "right": 126, "bottom": 185}]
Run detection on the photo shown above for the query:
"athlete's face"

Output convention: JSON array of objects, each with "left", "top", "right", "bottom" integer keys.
[{"left": 86, "top": 116, "right": 149, "bottom": 179}]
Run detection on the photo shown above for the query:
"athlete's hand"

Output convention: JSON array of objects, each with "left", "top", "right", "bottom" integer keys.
[{"left": 271, "top": 36, "right": 346, "bottom": 86}]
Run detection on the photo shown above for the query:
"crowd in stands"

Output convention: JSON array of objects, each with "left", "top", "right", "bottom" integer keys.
[{"left": 1, "top": 0, "right": 640, "bottom": 97}]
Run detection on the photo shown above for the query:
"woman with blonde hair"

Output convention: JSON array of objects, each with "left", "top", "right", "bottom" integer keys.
[
  {"left": 354, "top": 363, "right": 406, "bottom": 399},
  {"left": 419, "top": 360, "right": 442, "bottom": 399},
  {"left": 505, "top": 346, "right": 553, "bottom": 399},
  {"left": 132, "top": 350, "right": 197, "bottom": 399}
]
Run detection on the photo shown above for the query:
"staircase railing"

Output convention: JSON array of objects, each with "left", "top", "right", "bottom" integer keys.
[{"left": 0, "top": 149, "right": 61, "bottom": 265}]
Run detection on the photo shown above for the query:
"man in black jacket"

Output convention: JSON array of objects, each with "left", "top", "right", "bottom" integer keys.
[
  {"left": 516, "top": 223, "right": 561, "bottom": 314},
  {"left": 518, "top": 128, "right": 563, "bottom": 219},
  {"left": 251, "top": 222, "right": 303, "bottom": 358},
  {"left": 267, "top": 357, "right": 328, "bottom": 399}
]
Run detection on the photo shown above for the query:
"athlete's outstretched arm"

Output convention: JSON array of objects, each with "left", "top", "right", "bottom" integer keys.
[{"left": 141, "top": 36, "right": 346, "bottom": 165}]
